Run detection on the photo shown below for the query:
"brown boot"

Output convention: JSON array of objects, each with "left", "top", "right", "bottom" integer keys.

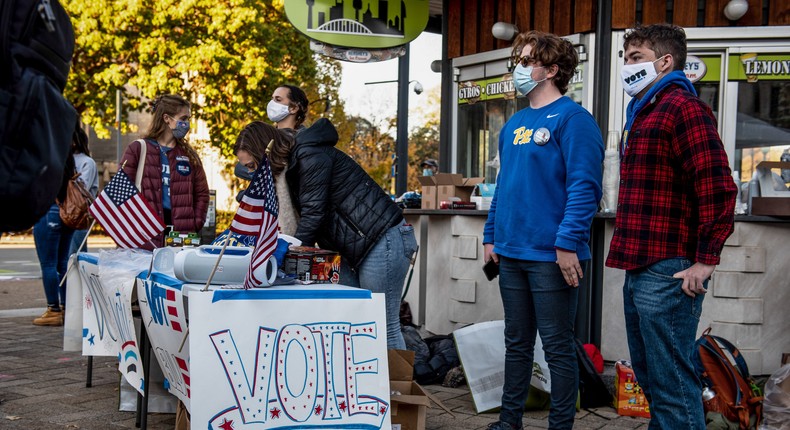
[{"left": 33, "top": 307, "right": 64, "bottom": 326}]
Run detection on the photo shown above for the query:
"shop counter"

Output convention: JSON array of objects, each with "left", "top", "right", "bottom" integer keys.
[{"left": 403, "top": 209, "right": 790, "bottom": 376}]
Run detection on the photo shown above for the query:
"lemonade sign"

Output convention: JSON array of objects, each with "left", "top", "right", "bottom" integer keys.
[{"left": 285, "top": 0, "right": 429, "bottom": 49}]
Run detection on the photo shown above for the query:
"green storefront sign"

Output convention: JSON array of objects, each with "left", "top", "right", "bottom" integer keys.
[
  {"left": 457, "top": 75, "right": 516, "bottom": 105},
  {"left": 285, "top": 0, "right": 429, "bottom": 49},
  {"left": 729, "top": 53, "right": 790, "bottom": 81}
]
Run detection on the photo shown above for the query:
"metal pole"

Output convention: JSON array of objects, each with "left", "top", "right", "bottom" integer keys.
[
  {"left": 396, "top": 44, "right": 410, "bottom": 197},
  {"left": 116, "top": 89, "right": 122, "bottom": 163},
  {"left": 438, "top": 0, "right": 451, "bottom": 173}
]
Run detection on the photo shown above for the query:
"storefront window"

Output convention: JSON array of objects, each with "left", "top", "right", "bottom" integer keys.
[
  {"left": 457, "top": 97, "right": 528, "bottom": 182},
  {"left": 723, "top": 53, "right": 790, "bottom": 183},
  {"left": 735, "top": 80, "right": 790, "bottom": 182}
]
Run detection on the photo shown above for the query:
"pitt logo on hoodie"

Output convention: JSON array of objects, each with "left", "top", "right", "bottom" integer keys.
[{"left": 512, "top": 127, "right": 534, "bottom": 145}]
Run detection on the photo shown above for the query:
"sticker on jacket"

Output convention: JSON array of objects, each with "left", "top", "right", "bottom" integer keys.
[{"left": 176, "top": 160, "right": 191, "bottom": 176}]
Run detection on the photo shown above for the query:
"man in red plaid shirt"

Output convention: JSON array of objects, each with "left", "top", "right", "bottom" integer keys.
[{"left": 606, "top": 24, "right": 737, "bottom": 429}]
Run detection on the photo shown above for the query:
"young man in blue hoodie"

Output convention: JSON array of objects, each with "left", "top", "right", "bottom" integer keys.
[
  {"left": 482, "top": 31, "right": 603, "bottom": 430},
  {"left": 606, "top": 24, "right": 736, "bottom": 429}
]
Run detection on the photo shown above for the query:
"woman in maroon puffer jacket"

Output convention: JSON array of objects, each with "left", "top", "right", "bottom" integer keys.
[{"left": 120, "top": 94, "right": 209, "bottom": 249}]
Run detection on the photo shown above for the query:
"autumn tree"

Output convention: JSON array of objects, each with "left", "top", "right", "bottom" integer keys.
[
  {"left": 407, "top": 119, "right": 439, "bottom": 191},
  {"left": 338, "top": 116, "right": 397, "bottom": 191},
  {"left": 64, "top": 0, "right": 342, "bottom": 157}
]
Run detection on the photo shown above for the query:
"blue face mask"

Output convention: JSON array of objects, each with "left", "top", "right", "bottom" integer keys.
[
  {"left": 513, "top": 63, "right": 545, "bottom": 96},
  {"left": 422, "top": 168, "right": 434, "bottom": 177},
  {"left": 171, "top": 120, "right": 190, "bottom": 140}
]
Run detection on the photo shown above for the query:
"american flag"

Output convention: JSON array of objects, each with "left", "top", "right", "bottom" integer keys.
[
  {"left": 229, "top": 157, "right": 279, "bottom": 288},
  {"left": 89, "top": 170, "right": 165, "bottom": 248}
]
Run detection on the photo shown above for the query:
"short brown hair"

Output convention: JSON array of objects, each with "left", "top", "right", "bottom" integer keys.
[
  {"left": 511, "top": 31, "right": 578, "bottom": 94},
  {"left": 623, "top": 24, "right": 687, "bottom": 72}
]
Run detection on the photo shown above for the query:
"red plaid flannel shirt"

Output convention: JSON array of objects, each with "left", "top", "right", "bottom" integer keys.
[{"left": 606, "top": 85, "right": 737, "bottom": 271}]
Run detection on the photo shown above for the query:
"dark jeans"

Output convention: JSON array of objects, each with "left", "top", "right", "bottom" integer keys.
[
  {"left": 498, "top": 256, "right": 581, "bottom": 430},
  {"left": 33, "top": 204, "right": 74, "bottom": 309},
  {"left": 623, "top": 258, "right": 706, "bottom": 429}
]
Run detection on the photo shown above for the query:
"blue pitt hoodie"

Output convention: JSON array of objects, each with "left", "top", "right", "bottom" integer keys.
[{"left": 483, "top": 96, "right": 604, "bottom": 261}]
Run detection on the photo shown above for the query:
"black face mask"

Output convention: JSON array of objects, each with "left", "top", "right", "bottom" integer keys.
[{"left": 234, "top": 162, "right": 253, "bottom": 181}]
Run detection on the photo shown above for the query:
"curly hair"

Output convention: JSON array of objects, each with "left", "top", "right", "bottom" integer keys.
[
  {"left": 145, "top": 94, "right": 201, "bottom": 167},
  {"left": 234, "top": 121, "right": 294, "bottom": 178},
  {"left": 623, "top": 24, "right": 687, "bottom": 72},
  {"left": 511, "top": 31, "right": 578, "bottom": 95}
]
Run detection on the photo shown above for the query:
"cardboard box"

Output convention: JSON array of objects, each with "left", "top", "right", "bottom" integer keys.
[
  {"left": 614, "top": 361, "right": 651, "bottom": 418},
  {"left": 418, "top": 174, "right": 484, "bottom": 209},
  {"left": 283, "top": 246, "right": 341, "bottom": 283},
  {"left": 388, "top": 349, "right": 452, "bottom": 430}
]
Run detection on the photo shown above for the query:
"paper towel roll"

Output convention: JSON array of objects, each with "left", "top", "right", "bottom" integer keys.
[{"left": 250, "top": 256, "right": 278, "bottom": 288}]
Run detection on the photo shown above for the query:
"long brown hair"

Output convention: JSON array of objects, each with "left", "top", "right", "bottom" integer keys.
[
  {"left": 234, "top": 121, "right": 294, "bottom": 177},
  {"left": 144, "top": 94, "right": 201, "bottom": 167}
]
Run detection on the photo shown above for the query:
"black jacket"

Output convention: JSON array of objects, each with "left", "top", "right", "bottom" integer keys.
[{"left": 285, "top": 118, "right": 403, "bottom": 269}]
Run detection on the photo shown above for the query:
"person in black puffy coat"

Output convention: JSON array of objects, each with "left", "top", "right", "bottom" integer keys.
[{"left": 285, "top": 118, "right": 418, "bottom": 350}]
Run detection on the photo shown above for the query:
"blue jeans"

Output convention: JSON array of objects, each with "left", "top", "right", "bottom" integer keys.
[
  {"left": 623, "top": 258, "right": 706, "bottom": 430},
  {"left": 339, "top": 220, "right": 417, "bottom": 350},
  {"left": 498, "top": 257, "right": 580, "bottom": 430},
  {"left": 70, "top": 229, "right": 89, "bottom": 255},
  {"left": 33, "top": 204, "right": 74, "bottom": 309}
]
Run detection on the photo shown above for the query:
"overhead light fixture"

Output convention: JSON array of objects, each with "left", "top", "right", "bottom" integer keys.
[
  {"left": 430, "top": 60, "right": 442, "bottom": 73},
  {"left": 723, "top": 0, "right": 748, "bottom": 21},
  {"left": 492, "top": 22, "right": 519, "bottom": 41}
]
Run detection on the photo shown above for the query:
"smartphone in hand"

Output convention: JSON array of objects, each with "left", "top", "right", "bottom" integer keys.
[{"left": 482, "top": 259, "right": 499, "bottom": 281}]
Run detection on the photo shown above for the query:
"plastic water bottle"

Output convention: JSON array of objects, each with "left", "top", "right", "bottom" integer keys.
[
  {"left": 748, "top": 171, "right": 760, "bottom": 215},
  {"left": 702, "top": 386, "right": 718, "bottom": 412},
  {"left": 733, "top": 171, "right": 746, "bottom": 215},
  {"left": 601, "top": 131, "right": 621, "bottom": 213},
  {"left": 702, "top": 386, "right": 716, "bottom": 402}
]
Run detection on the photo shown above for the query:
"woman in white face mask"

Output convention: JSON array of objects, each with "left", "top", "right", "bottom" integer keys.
[{"left": 267, "top": 85, "right": 309, "bottom": 138}]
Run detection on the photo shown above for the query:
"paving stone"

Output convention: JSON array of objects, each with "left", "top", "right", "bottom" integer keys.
[{"left": 0, "top": 315, "right": 651, "bottom": 429}]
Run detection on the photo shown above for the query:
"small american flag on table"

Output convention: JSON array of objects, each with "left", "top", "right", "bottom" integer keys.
[{"left": 229, "top": 157, "right": 279, "bottom": 288}]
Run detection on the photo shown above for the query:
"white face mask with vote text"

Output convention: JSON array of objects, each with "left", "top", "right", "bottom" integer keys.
[{"left": 620, "top": 56, "right": 666, "bottom": 97}]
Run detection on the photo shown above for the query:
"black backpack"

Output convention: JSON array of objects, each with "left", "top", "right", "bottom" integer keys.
[
  {"left": 0, "top": 0, "right": 76, "bottom": 232},
  {"left": 574, "top": 338, "right": 613, "bottom": 408}
]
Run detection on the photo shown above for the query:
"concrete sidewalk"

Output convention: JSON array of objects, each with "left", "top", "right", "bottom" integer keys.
[
  {"left": 0, "top": 234, "right": 117, "bottom": 248},
  {"left": 0, "top": 313, "right": 650, "bottom": 430}
]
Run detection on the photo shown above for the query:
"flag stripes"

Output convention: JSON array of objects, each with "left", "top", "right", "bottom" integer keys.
[{"left": 89, "top": 170, "right": 165, "bottom": 249}]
